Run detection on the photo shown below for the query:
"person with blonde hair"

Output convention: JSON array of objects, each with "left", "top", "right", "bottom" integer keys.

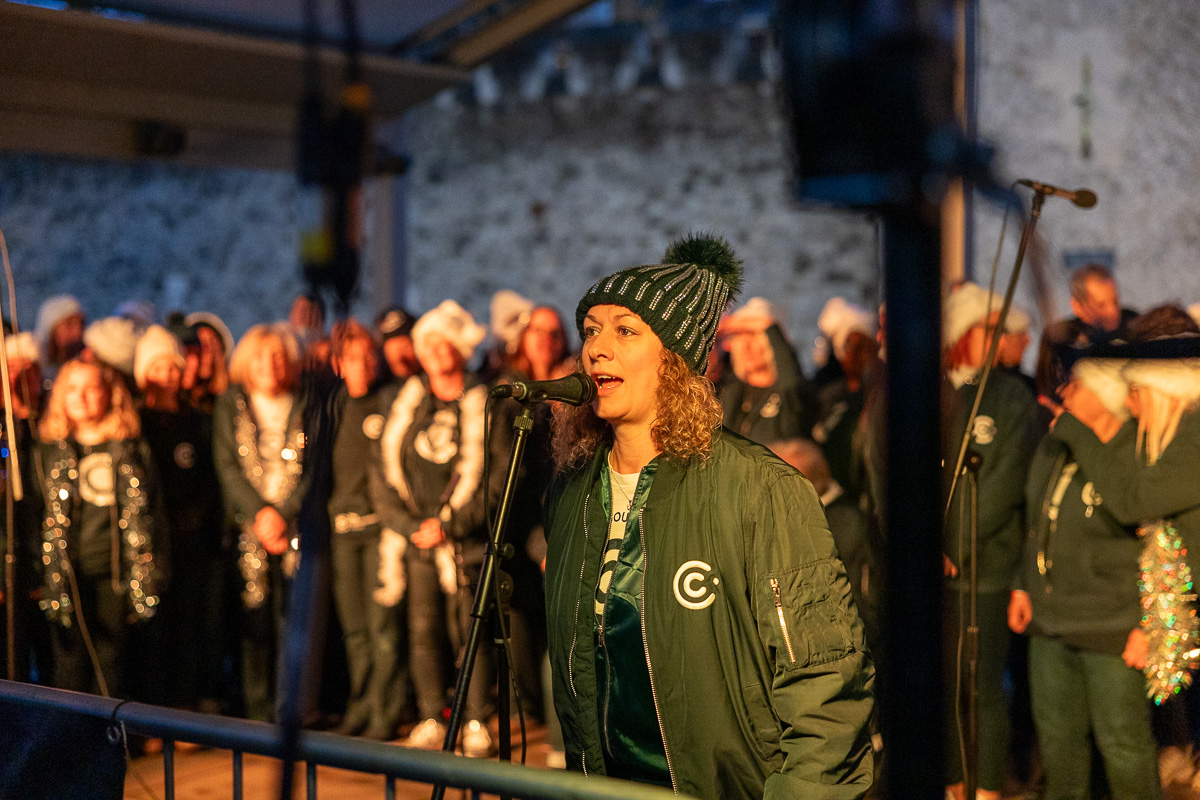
[
  {"left": 38, "top": 359, "right": 164, "bottom": 697},
  {"left": 1009, "top": 357, "right": 1161, "bottom": 800},
  {"left": 545, "top": 234, "right": 873, "bottom": 799},
  {"left": 214, "top": 322, "right": 310, "bottom": 721}
]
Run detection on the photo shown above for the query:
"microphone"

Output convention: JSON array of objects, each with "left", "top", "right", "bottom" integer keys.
[
  {"left": 490, "top": 372, "right": 598, "bottom": 406},
  {"left": 1016, "top": 179, "right": 1098, "bottom": 208}
]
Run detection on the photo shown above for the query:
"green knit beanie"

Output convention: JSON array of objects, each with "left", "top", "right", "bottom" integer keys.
[{"left": 575, "top": 233, "right": 744, "bottom": 373}]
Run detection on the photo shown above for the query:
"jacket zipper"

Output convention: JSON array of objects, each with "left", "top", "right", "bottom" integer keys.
[
  {"left": 569, "top": 492, "right": 591, "bottom": 775},
  {"left": 568, "top": 493, "right": 590, "bottom": 701},
  {"left": 770, "top": 578, "right": 797, "bottom": 664},
  {"left": 638, "top": 508, "right": 678, "bottom": 792},
  {"left": 599, "top": 505, "right": 614, "bottom": 756},
  {"left": 1040, "top": 458, "right": 1077, "bottom": 577}
]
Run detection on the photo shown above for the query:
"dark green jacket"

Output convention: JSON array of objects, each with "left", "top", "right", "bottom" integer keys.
[
  {"left": 1018, "top": 434, "right": 1142, "bottom": 656},
  {"left": 545, "top": 429, "right": 874, "bottom": 800},
  {"left": 944, "top": 369, "right": 1040, "bottom": 592},
  {"left": 1052, "top": 412, "right": 1200, "bottom": 556}
]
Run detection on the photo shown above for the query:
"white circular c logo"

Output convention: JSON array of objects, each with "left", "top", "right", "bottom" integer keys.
[{"left": 673, "top": 560, "right": 717, "bottom": 610}]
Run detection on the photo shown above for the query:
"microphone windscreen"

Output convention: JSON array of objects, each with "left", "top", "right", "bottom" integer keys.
[{"left": 1073, "top": 189, "right": 1098, "bottom": 208}]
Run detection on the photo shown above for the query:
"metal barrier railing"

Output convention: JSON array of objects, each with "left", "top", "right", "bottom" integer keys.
[{"left": 0, "top": 679, "right": 688, "bottom": 800}]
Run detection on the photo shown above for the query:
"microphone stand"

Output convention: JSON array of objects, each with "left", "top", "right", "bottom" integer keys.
[
  {"left": 962, "top": 449, "right": 982, "bottom": 800},
  {"left": 942, "top": 189, "right": 1045, "bottom": 798},
  {"left": 431, "top": 405, "right": 534, "bottom": 800}
]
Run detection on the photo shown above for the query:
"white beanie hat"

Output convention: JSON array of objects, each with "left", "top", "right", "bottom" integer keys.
[
  {"left": 1122, "top": 359, "right": 1200, "bottom": 405},
  {"left": 115, "top": 299, "right": 155, "bottom": 331},
  {"left": 35, "top": 294, "right": 84, "bottom": 364},
  {"left": 4, "top": 332, "right": 37, "bottom": 363},
  {"left": 1188, "top": 303, "right": 1200, "bottom": 330},
  {"left": 1071, "top": 359, "right": 1130, "bottom": 420},
  {"left": 943, "top": 282, "right": 1004, "bottom": 348},
  {"left": 489, "top": 290, "right": 534, "bottom": 350},
  {"left": 185, "top": 311, "right": 235, "bottom": 357},
  {"left": 412, "top": 300, "right": 487, "bottom": 363},
  {"left": 83, "top": 316, "right": 138, "bottom": 376},
  {"left": 817, "top": 297, "right": 875, "bottom": 359},
  {"left": 1005, "top": 304, "right": 1032, "bottom": 334},
  {"left": 727, "top": 297, "right": 779, "bottom": 330},
  {"left": 134, "top": 325, "right": 185, "bottom": 389}
]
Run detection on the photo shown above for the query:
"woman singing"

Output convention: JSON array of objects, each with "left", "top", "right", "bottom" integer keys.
[{"left": 544, "top": 234, "right": 874, "bottom": 799}]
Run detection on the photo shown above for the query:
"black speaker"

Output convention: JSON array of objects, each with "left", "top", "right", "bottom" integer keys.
[
  {"left": 775, "top": 0, "right": 959, "bottom": 208},
  {"left": 0, "top": 701, "right": 126, "bottom": 799}
]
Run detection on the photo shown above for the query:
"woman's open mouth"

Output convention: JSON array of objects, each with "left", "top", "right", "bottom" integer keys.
[{"left": 592, "top": 372, "right": 623, "bottom": 394}]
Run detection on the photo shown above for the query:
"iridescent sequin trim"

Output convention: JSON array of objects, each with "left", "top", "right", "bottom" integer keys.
[
  {"left": 233, "top": 392, "right": 305, "bottom": 608},
  {"left": 39, "top": 439, "right": 160, "bottom": 625}
]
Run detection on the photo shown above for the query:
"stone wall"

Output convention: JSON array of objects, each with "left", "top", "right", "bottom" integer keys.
[
  {"left": 403, "top": 85, "right": 878, "bottom": 360},
  {"left": 974, "top": 0, "right": 1200, "bottom": 323}
]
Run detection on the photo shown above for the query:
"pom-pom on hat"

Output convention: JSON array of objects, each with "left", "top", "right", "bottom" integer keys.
[
  {"left": 575, "top": 232, "right": 743, "bottom": 373},
  {"left": 1122, "top": 359, "right": 1200, "bottom": 406},
  {"left": 817, "top": 297, "right": 875, "bottom": 360},
  {"left": 1070, "top": 358, "right": 1131, "bottom": 421},
  {"left": 134, "top": 325, "right": 185, "bottom": 390},
  {"left": 84, "top": 316, "right": 138, "bottom": 376},
  {"left": 412, "top": 300, "right": 487, "bottom": 363},
  {"left": 490, "top": 290, "right": 534, "bottom": 351}
]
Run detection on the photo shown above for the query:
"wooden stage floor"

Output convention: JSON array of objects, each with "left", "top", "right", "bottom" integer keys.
[{"left": 124, "top": 720, "right": 559, "bottom": 800}]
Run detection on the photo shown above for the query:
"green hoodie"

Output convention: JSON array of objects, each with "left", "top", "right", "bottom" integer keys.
[
  {"left": 545, "top": 429, "right": 874, "bottom": 800},
  {"left": 1018, "top": 434, "right": 1142, "bottom": 655},
  {"left": 1052, "top": 411, "right": 1200, "bottom": 556},
  {"left": 943, "top": 368, "right": 1040, "bottom": 592}
]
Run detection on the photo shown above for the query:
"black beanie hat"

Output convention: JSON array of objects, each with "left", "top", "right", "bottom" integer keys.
[{"left": 575, "top": 233, "right": 743, "bottom": 373}]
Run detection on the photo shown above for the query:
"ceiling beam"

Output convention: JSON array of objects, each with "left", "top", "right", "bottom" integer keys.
[{"left": 0, "top": 3, "right": 467, "bottom": 169}]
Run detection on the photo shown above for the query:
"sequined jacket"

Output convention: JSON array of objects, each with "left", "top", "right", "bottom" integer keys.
[
  {"left": 38, "top": 437, "right": 164, "bottom": 626},
  {"left": 213, "top": 387, "right": 310, "bottom": 608}
]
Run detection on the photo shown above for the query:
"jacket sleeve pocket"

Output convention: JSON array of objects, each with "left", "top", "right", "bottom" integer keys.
[{"left": 765, "top": 560, "right": 857, "bottom": 671}]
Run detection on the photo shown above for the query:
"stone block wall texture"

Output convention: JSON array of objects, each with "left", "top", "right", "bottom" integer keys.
[
  {"left": 974, "top": 0, "right": 1200, "bottom": 325},
  {"left": 1, "top": 0, "right": 1199, "bottom": 362}
]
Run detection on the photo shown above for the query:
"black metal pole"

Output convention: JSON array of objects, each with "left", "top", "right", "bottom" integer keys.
[
  {"left": 431, "top": 406, "right": 534, "bottom": 800},
  {"left": 882, "top": 208, "right": 945, "bottom": 800}
]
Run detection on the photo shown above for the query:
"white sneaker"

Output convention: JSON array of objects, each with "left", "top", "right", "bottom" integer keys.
[
  {"left": 462, "top": 719, "right": 494, "bottom": 758},
  {"left": 404, "top": 718, "right": 446, "bottom": 750}
]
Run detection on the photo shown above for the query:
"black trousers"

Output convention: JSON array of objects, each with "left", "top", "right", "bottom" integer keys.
[
  {"left": 943, "top": 587, "right": 1012, "bottom": 791},
  {"left": 240, "top": 557, "right": 286, "bottom": 722},
  {"left": 331, "top": 527, "right": 408, "bottom": 734},
  {"left": 406, "top": 548, "right": 493, "bottom": 723},
  {"left": 50, "top": 572, "right": 129, "bottom": 697}
]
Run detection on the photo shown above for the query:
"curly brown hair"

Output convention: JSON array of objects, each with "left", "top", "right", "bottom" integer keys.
[{"left": 551, "top": 349, "right": 723, "bottom": 471}]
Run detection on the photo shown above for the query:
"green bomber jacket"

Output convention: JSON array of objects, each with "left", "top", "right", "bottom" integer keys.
[{"left": 544, "top": 428, "right": 874, "bottom": 800}]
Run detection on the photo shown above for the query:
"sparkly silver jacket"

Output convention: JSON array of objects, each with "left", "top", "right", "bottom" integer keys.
[
  {"left": 38, "top": 437, "right": 163, "bottom": 626},
  {"left": 212, "top": 387, "right": 308, "bottom": 609}
]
